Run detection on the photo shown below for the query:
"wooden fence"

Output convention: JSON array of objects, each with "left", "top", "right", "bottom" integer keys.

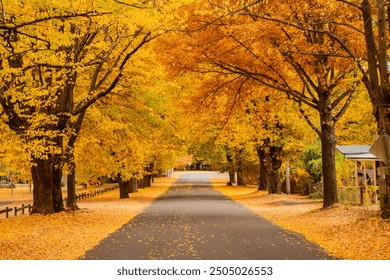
[
  {"left": 74, "top": 185, "right": 119, "bottom": 201},
  {"left": 338, "top": 186, "right": 379, "bottom": 205},
  {"left": 0, "top": 185, "right": 119, "bottom": 219},
  {"left": 0, "top": 204, "right": 32, "bottom": 218}
]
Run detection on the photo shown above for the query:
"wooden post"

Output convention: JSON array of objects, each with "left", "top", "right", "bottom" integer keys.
[
  {"left": 361, "top": 161, "right": 367, "bottom": 205},
  {"left": 363, "top": 161, "right": 367, "bottom": 188},
  {"left": 355, "top": 161, "right": 358, "bottom": 187}
]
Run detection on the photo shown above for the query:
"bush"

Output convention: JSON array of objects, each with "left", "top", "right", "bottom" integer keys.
[
  {"left": 301, "top": 147, "right": 322, "bottom": 183},
  {"left": 308, "top": 192, "right": 322, "bottom": 199}
]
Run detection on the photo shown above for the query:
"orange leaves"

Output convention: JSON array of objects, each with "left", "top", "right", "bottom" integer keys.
[{"left": 215, "top": 184, "right": 390, "bottom": 260}]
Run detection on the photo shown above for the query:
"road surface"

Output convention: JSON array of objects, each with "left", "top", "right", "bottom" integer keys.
[{"left": 81, "top": 171, "right": 335, "bottom": 260}]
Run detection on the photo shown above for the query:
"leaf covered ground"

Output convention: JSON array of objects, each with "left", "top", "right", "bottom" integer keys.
[
  {"left": 0, "top": 178, "right": 172, "bottom": 260},
  {"left": 1, "top": 175, "right": 389, "bottom": 260},
  {"left": 213, "top": 180, "right": 390, "bottom": 260}
]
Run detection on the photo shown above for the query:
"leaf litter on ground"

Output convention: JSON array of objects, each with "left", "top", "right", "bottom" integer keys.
[
  {"left": 212, "top": 178, "right": 390, "bottom": 260},
  {"left": 0, "top": 177, "right": 173, "bottom": 260}
]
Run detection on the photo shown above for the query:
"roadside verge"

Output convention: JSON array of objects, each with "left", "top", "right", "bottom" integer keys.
[
  {"left": 212, "top": 178, "right": 390, "bottom": 260},
  {"left": 0, "top": 177, "right": 174, "bottom": 260}
]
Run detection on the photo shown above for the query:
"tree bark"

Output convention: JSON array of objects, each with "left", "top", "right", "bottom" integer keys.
[
  {"left": 236, "top": 149, "right": 246, "bottom": 186},
  {"left": 66, "top": 166, "right": 78, "bottom": 210},
  {"left": 143, "top": 175, "right": 152, "bottom": 187},
  {"left": 64, "top": 111, "right": 85, "bottom": 210},
  {"left": 360, "top": 0, "right": 390, "bottom": 218},
  {"left": 129, "top": 178, "right": 138, "bottom": 193},
  {"left": 268, "top": 170, "right": 280, "bottom": 194},
  {"left": 268, "top": 145, "right": 283, "bottom": 194},
  {"left": 256, "top": 145, "right": 269, "bottom": 191},
  {"left": 378, "top": 106, "right": 390, "bottom": 218},
  {"left": 320, "top": 114, "right": 339, "bottom": 207},
  {"left": 226, "top": 152, "right": 236, "bottom": 186},
  {"left": 31, "top": 156, "right": 64, "bottom": 214},
  {"left": 119, "top": 180, "right": 131, "bottom": 199}
]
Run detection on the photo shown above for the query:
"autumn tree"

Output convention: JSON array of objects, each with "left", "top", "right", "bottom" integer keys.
[
  {"left": 230, "top": 0, "right": 390, "bottom": 216},
  {"left": 158, "top": 1, "right": 301, "bottom": 194},
  {"left": 74, "top": 43, "right": 186, "bottom": 198},
  {"left": 0, "top": 0, "right": 187, "bottom": 213},
  {"left": 170, "top": 0, "right": 363, "bottom": 207},
  {"left": 329, "top": 0, "right": 390, "bottom": 218}
]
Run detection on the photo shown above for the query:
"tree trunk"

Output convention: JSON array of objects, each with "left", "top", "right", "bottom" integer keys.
[
  {"left": 236, "top": 149, "right": 246, "bottom": 186},
  {"left": 379, "top": 166, "right": 390, "bottom": 219},
  {"left": 142, "top": 175, "right": 152, "bottom": 187},
  {"left": 119, "top": 180, "right": 131, "bottom": 199},
  {"left": 268, "top": 170, "right": 280, "bottom": 194},
  {"left": 64, "top": 111, "right": 85, "bottom": 210},
  {"left": 268, "top": 145, "right": 283, "bottom": 194},
  {"left": 226, "top": 152, "right": 236, "bottom": 186},
  {"left": 256, "top": 145, "right": 269, "bottom": 191},
  {"left": 66, "top": 166, "right": 78, "bottom": 210},
  {"left": 320, "top": 116, "right": 339, "bottom": 207},
  {"left": 31, "top": 156, "right": 64, "bottom": 214},
  {"left": 129, "top": 178, "right": 138, "bottom": 193},
  {"left": 361, "top": 0, "right": 390, "bottom": 218},
  {"left": 237, "top": 169, "right": 245, "bottom": 186},
  {"left": 378, "top": 106, "right": 390, "bottom": 218}
]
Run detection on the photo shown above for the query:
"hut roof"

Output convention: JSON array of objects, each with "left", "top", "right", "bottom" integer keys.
[{"left": 336, "top": 145, "right": 379, "bottom": 161}]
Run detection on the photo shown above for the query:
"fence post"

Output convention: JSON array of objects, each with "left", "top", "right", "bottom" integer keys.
[
  {"left": 22, "top": 204, "right": 25, "bottom": 215},
  {"left": 14, "top": 206, "right": 17, "bottom": 217}
]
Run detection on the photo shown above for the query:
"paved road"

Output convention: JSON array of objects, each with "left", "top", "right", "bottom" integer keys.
[{"left": 81, "top": 172, "right": 334, "bottom": 260}]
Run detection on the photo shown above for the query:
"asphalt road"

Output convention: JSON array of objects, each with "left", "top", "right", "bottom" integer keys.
[{"left": 81, "top": 171, "right": 335, "bottom": 260}]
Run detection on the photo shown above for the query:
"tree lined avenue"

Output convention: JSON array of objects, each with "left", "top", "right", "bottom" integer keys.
[{"left": 1, "top": 0, "right": 389, "bottom": 220}]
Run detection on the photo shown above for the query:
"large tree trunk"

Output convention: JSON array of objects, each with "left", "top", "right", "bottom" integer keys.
[
  {"left": 129, "top": 178, "right": 138, "bottom": 193},
  {"left": 268, "top": 170, "right": 280, "bottom": 194},
  {"left": 378, "top": 106, "right": 390, "bottom": 218},
  {"left": 236, "top": 149, "right": 246, "bottom": 186},
  {"left": 64, "top": 111, "right": 85, "bottom": 210},
  {"left": 256, "top": 145, "right": 269, "bottom": 191},
  {"left": 361, "top": 0, "right": 390, "bottom": 218},
  {"left": 320, "top": 115, "right": 339, "bottom": 207},
  {"left": 378, "top": 165, "right": 390, "bottom": 219},
  {"left": 268, "top": 145, "right": 283, "bottom": 194},
  {"left": 31, "top": 156, "right": 64, "bottom": 214},
  {"left": 119, "top": 180, "right": 131, "bottom": 199},
  {"left": 143, "top": 175, "right": 152, "bottom": 187}
]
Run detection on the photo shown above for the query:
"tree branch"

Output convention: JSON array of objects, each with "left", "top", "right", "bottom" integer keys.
[
  {"left": 333, "top": 90, "right": 353, "bottom": 122},
  {"left": 298, "top": 102, "right": 321, "bottom": 137},
  {"left": 72, "top": 32, "right": 153, "bottom": 115}
]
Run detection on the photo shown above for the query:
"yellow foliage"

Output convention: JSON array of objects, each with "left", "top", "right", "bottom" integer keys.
[{"left": 0, "top": 178, "right": 172, "bottom": 260}]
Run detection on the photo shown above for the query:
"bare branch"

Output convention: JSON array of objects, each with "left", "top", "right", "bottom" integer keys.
[
  {"left": 214, "top": 60, "right": 319, "bottom": 109},
  {"left": 299, "top": 102, "right": 321, "bottom": 137},
  {"left": 333, "top": 89, "right": 354, "bottom": 122},
  {"left": 183, "top": 0, "right": 266, "bottom": 32},
  {"left": 0, "top": 11, "right": 109, "bottom": 31},
  {"left": 335, "top": 0, "right": 362, "bottom": 10},
  {"left": 220, "top": 77, "right": 248, "bottom": 130},
  {"left": 114, "top": 0, "right": 152, "bottom": 9}
]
